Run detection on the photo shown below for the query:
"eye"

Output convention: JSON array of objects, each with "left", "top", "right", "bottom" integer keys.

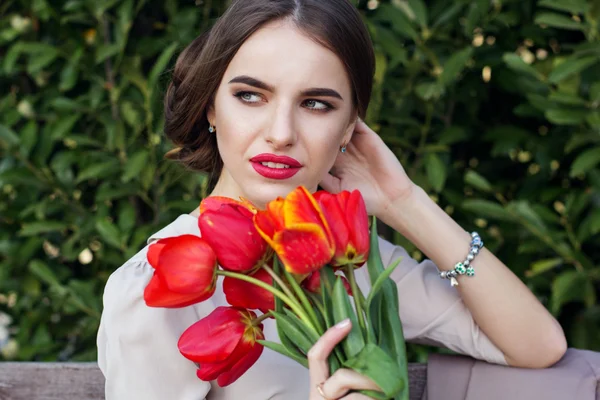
[
  {"left": 234, "top": 91, "right": 263, "bottom": 103},
  {"left": 303, "top": 99, "right": 333, "bottom": 112}
]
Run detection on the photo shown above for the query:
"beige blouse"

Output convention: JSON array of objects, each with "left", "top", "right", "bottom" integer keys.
[{"left": 97, "top": 214, "right": 507, "bottom": 400}]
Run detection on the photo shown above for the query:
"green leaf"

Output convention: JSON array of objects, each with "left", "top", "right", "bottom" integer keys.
[
  {"left": 462, "top": 199, "right": 512, "bottom": 220},
  {"left": 0, "top": 124, "right": 20, "bottom": 147},
  {"left": 548, "top": 56, "right": 599, "bottom": 84},
  {"left": 122, "top": 150, "right": 150, "bottom": 183},
  {"left": 545, "top": 108, "right": 588, "bottom": 125},
  {"left": 502, "top": 53, "right": 543, "bottom": 80},
  {"left": 51, "top": 114, "right": 80, "bottom": 140},
  {"left": 19, "top": 221, "right": 68, "bottom": 236},
  {"left": 590, "top": 82, "right": 600, "bottom": 103},
  {"left": 535, "top": 12, "right": 585, "bottom": 30},
  {"left": 407, "top": 0, "right": 428, "bottom": 26},
  {"left": 148, "top": 42, "right": 179, "bottom": 91},
  {"left": 570, "top": 147, "right": 600, "bottom": 176},
  {"left": 272, "top": 311, "right": 314, "bottom": 354},
  {"left": 28, "top": 260, "right": 67, "bottom": 294},
  {"left": 95, "top": 43, "right": 121, "bottom": 64},
  {"left": 464, "top": 170, "right": 493, "bottom": 192},
  {"left": 256, "top": 340, "right": 308, "bottom": 368},
  {"left": 415, "top": 82, "right": 443, "bottom": 100},
  {"left": 59, "top": 64, "right": 79, "bottom": 92},
  {"left": 76, "top": 160, "right": 120, "bottom": 183},
  {"left": 343, "top": 343, "right": 405, "bottom": 399},
  {"left": 525, "top": 258, "right": 563, "bottom": 278},
  {"left": 439, "top": 47, "right": 473, "bottom": 86},
  {"left": 332, "top": 277, "right": 364, "bottom": 359},
  {"left": 365, "top": 257, "right": 401, "bottom": 310},
  {"left": 506, "top": 201, "right": 547, "bottom": 231},
  {"left": 551, "top": 271, "right": 592, "bottom": 315},
  {"left": 538, "top": 0, "right": 588, "bottom": 14},
  {"left": 425, "top": 153, "right": 447, "bottom": 192},
  {"left": 95, "top": 218, "right": 122, "bottom": 249},
  {"left": 374, "top": 4, "right": 419, "bottom": 41}
]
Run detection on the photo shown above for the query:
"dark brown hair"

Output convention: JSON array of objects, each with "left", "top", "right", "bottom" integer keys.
[{"left": 164, "top": 0, "right": 375, "bottom": 186}]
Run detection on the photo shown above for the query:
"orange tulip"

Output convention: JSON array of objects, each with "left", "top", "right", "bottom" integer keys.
[
  {"left": 254, "top": 186, "right": 335, "bottom": 274},
  {"left": 313, "top": 190, "right": 370, "bottom": 268},
  {"left": 144, "top": 235, "right": 217, "bottom": 308},
  {"left": 199, "top": 201, "right": 270, "bottom": 273},
  {"left": 178, "top": 306, "right": 264, "bottom": 387},
  {"left": 223, "top": 268, "right": 275, "bottom": 313}
]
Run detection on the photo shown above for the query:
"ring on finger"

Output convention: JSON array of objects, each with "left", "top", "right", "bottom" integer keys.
[{"left": 316, "top": 382, "right": 333, "bottom": 400}]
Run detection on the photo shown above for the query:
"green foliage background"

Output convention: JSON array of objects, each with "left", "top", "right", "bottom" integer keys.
[{"left": 0, "top": 0, "right": 599, "bottom": 363}]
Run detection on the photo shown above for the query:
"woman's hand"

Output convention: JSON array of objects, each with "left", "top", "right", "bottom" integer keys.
[
  {"left": 319, "top": 119, "right": 415, "bottom": 218},
  {"left": 308, "top": 319, "right": 380, "bottom": 400}
]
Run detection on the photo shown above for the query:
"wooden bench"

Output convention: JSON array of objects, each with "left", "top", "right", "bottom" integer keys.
[{"left": 0, "top": 362, "right": 427, "bottom": 399}]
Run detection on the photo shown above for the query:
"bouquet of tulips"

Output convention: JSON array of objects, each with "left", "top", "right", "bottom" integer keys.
[{"left": 144, "top": 186, "right": 409, "bottom": 400}]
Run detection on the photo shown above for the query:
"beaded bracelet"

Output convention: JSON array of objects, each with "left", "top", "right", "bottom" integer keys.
[{"left": 439, "top": 232, "right": 484, "bottom": 287}]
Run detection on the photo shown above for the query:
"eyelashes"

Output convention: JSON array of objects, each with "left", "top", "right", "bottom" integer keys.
[{"left": 233, "top": 91, "right": 335, "bottom": 113}]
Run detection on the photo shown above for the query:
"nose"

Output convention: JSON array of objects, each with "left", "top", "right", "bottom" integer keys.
[{"left": 263, "top": 102, "right": 297, "bottom": 150}]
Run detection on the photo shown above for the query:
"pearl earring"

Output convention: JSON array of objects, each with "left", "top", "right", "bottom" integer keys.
[{"left": 208, "top": 125, "right": 216, "bottom": 133}]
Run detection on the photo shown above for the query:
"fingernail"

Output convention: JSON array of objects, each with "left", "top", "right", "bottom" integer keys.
[{"left": 334, "top": 318, "right": 351, "bottom": 329}]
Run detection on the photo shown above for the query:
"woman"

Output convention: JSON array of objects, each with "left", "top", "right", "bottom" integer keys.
[{"left": 97, "top": 1, "right": 568, "bottom": 399}]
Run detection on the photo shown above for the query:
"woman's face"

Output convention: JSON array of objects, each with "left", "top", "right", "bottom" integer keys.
[{"left": 207, "top": 19, "right": 356, "bottom": 208}]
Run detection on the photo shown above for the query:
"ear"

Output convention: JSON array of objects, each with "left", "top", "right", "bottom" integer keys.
[
  {"left": 206, "top": 103, "right": 216, "bottom": 127},
  {"left": 342, "top": 113, "right": 359, "bottom": 146}
]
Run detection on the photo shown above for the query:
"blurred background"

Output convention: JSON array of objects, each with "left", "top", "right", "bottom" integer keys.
[{"left": 0, "top": 0, "right": 599, "bottom": 364}]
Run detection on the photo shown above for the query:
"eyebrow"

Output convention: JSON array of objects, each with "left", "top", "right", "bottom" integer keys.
[{"left": 228, "top": 75, "right": 344, "bottom": 101}]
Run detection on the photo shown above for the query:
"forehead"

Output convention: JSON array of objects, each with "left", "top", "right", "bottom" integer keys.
[{"left": 223, "top": 19, "right": 351, "bottom": 96}]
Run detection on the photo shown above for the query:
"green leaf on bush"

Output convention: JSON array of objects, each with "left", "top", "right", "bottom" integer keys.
[
  {"left": 539, "top": 0, "right": 588, "bottom": 14},
  {"left": 0, "top": 124, "right": 20, "bottom": 147},
  {"left": 19, "top": 221, "right": 68, "bottom": 236},
  {"left": 464, "top": 170, "right": 493, "bottom": 192},
  {"left": 95, "top": 218, "right": 122, "bottom": 249},
  {"left": 28, "top": 259, "right": 66, "bottom": 294},
  {"left": 425, "top": 153, "right": 447, "bottom": 192},
  {"left": 548, "top": 56, "right": 598, "bottom": 84},
  {"left": 535, "top": 12, "right": 585, "bottom": 30},
  {"left": 415, "top": 82, "right": 443, "bottom": 100},
  {"left": 551, "top": 271, "right": 594, "bottom": 315},
  {"left": 440, "top": 47, "right": 473, "bottom": 86},
  {"left": 545, "top": 108, "right": 587, "bottom": 125},
  {"left": 76, "top": 160, "right": 120, "bottom": 183},
  {"left": 526, "top": 258, "right": 563, "bottom": 278},
  {"left": 407, "top": 0, "right": 428, "bottom": 26},
  {"left": 122, "top": 150, "right": 150, "bottom": 183},
  {"left": 462, "top": 199, "right": 512, "bottom": 220},
  {"left": 570, "top": 147, "right": 600, "bottom": 176},
  {"left": 502, "top": 53, "right": 543, "bottom": 80}
]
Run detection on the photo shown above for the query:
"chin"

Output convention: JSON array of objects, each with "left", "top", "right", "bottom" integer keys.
[{"left": 244, "top": 180, "right": 314, "bottom": 207}]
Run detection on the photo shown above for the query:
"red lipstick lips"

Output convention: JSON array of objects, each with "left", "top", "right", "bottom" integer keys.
[{"left": 250, "top": 153, "right": 302, "bottom": 180}]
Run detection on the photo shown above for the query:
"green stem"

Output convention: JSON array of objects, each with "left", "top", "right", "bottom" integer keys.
[
  {"left": 345, "top": 265, "right": 367, "bottom": 335},
  {"left": 281, "top": 267, "right": 324, "bottom": 335},
  {"left": 216, "top": 270, "right": 315, "bottom": 331},
  {"left": 251, "top": 311, "right": 273, "bottom": 326},
  {"left": 262, "top": 264, "right": 296, "bottom": 305}
]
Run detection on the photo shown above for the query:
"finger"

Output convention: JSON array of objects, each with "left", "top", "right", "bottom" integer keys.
[
  {"left": 321, "top": 368, "right": 381, "bottom": 399},
  {"left": 341, "top": 393, "right": 373, "bottom": 400},
  {"left": 307, "top": 319, "right": 352, "bottom": 386},
  {"left": 353, "top": 118, "right": 373, "bottom": 135},
  {"left": 319, "top": 172, "right": 341, "bottom": 193}
]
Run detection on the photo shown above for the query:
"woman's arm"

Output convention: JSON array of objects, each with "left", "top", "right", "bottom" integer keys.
[{"left": 378, "top": 185, "right": 567, "bottom": 369}]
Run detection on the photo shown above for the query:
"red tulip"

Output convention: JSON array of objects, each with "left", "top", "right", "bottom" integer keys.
[
  {"left": 199, "top": 201, "right": 271, "bottom": 273},
  {"left": 223, "top": 268, "right": 275, "bottom": 313},
  {"left": 144, "top": 235, "right": 217, "bottom": 308},
  {"left": 303, "top": 270, "right": 353, "bottom": 296},
  {"left": 199, "top": 196, "right": 257, "bottom": 214},
  {"left": 313, "top": 190, "right": 370, "bottom": 268},
  {"left": 254, "top": 186, "right": 335, "bottom": 274},
  {"left": 178, "top": 306, "right": 264, "bottom": 387}
]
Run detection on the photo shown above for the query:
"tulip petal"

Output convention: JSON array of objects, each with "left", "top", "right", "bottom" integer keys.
[
  {"left": 275, "top": 224, "right": 334, "bottom": 274},
  {"left": 200, "top": 196, "right": 258, "bottom": 214},
  {"left": 223, "top": 269, "right": 274, "bottom": 311},
  {"left": 346, "top": 190, "right": 370, "bottom": 261},
  {"left": 216, "top": 340, "right": 264, "bottom": 387},
  {"left": 144, "top": 272, "right": 214, "bottom": 308},
  {"left": 155, "top": 235, "right": 217, "bottom": 294},
  {"left": 178, "top": 307, "right": 252, "bottom": 364},
  {"left": 147, "top": 237, "right": 179, "bottom": 269},
  {"left": 199, "top": 205, "right": 268, "bottom": 273}
]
